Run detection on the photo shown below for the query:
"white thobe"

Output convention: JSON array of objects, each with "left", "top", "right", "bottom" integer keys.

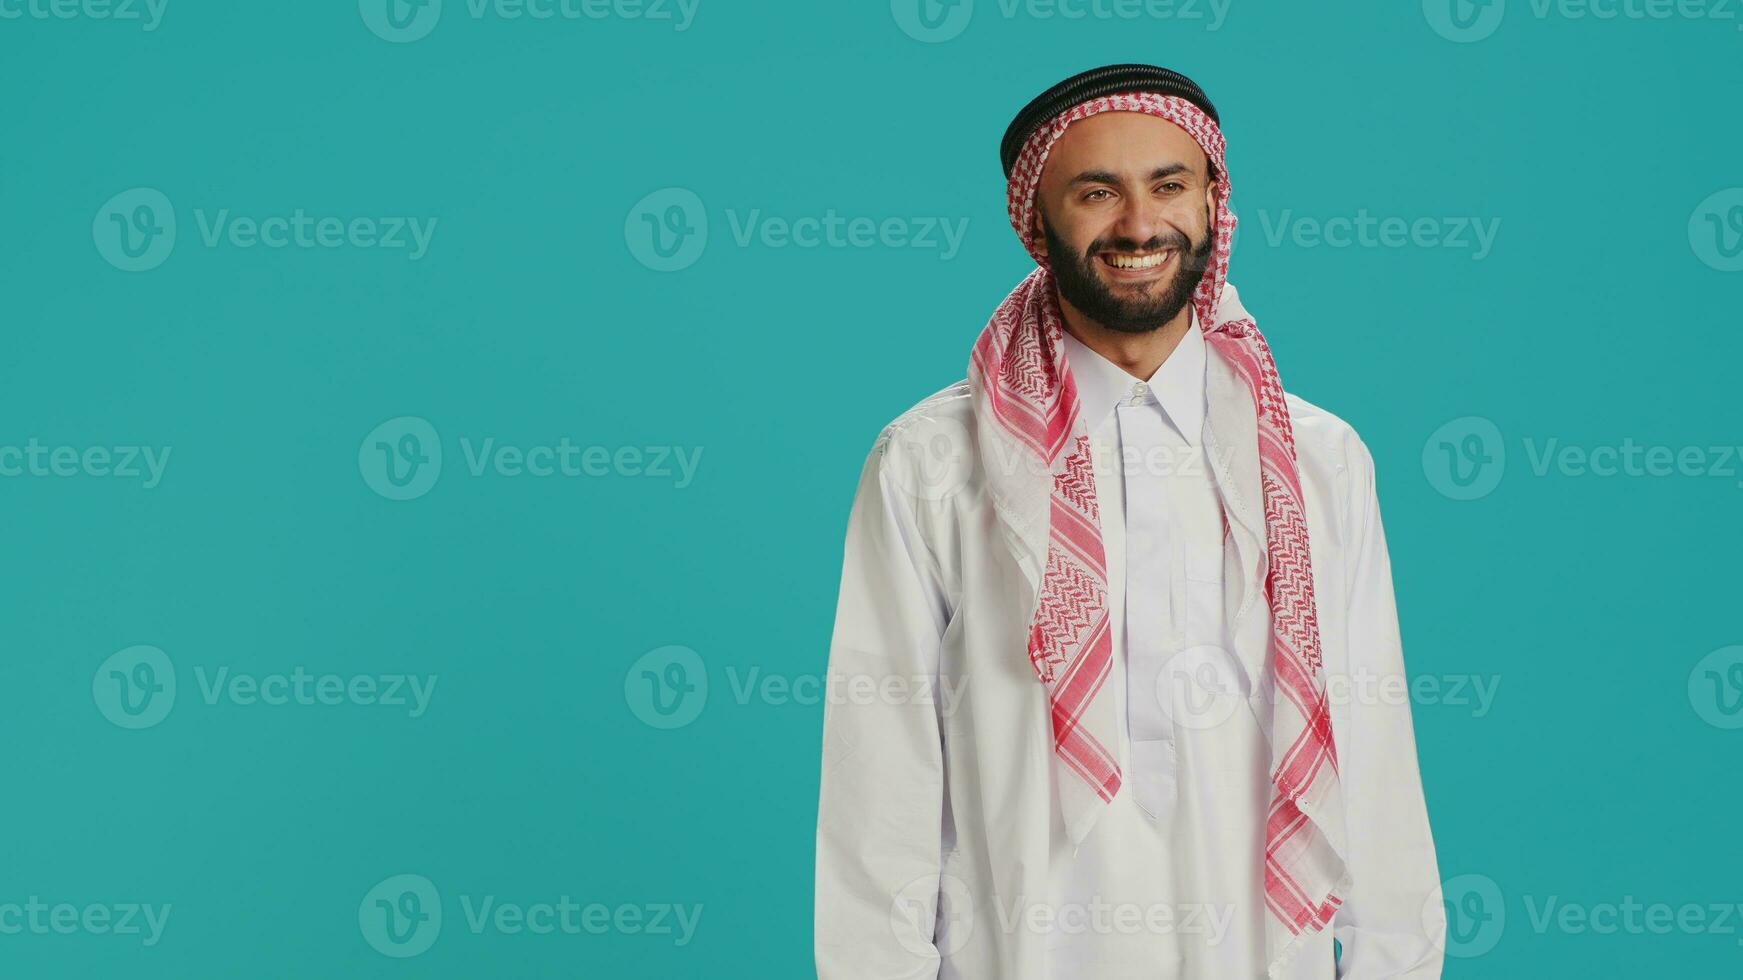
[{"left": 816, "top": 304, "right": 1444, "bottom": 979}]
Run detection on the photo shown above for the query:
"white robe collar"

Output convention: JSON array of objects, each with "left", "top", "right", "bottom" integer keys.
[{"left": 1060, "top": 306, "right": 1207, "bottom": 446}]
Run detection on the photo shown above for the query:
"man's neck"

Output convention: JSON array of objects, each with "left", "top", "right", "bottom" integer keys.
[{"left": 1057, "top": 292, "right": 1193, "bottom": 381}]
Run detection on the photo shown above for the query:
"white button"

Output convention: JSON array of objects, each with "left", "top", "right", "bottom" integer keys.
[{"left": 1129, "top": 382, "right": 1149, "bottom": 405}]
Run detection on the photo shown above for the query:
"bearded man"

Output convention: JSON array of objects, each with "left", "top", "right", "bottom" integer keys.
[{"left": 815, "top": 64, "right": 1444, "bottom": 979}]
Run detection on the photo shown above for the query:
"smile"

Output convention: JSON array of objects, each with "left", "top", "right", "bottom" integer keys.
[{"left": 1098, "top": 249, "right": 1175, "bottom": 272}]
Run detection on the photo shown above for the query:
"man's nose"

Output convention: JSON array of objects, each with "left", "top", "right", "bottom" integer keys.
[{"left": 1109, "top": 197, "right": 1170, "bottom": 248}]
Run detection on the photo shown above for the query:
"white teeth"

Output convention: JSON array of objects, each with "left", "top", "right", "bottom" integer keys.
[{"left": 1105, "top": 250, "right": 1172, "bottom": 270}]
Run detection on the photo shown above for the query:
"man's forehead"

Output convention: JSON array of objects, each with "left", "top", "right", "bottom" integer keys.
[{"left": 1041, "top": 111, "right": 1207, "bottom": 178}]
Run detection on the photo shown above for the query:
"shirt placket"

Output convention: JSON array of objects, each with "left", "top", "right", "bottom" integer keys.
[{"left": 1118, "top": 386, "right": 1180, "bottom": 821}]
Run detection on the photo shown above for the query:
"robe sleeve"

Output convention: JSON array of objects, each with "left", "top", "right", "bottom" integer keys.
[
  {"left": 1333, "top": 434, "right": 1446, "bottom": 979},
  {"left": 814, "top": 436, "right": 951, "bottom": 980}
]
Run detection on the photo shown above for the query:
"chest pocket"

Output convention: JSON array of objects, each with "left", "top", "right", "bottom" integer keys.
[{"left": 1176, "top": 445, "right": 1229, "bottom": 644}]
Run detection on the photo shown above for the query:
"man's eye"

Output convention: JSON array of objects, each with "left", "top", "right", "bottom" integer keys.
[
  {"left": 1084, "top": 189, "right": 1113, "bottom": 202},
  {"left": 1159, "top": 182, "right": 1185, "bottom": 193}
]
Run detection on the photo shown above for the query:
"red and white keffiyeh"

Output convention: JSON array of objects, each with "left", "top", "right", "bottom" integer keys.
[{"left": 967, "top": 92, "right": 1349, "bottom": 969}]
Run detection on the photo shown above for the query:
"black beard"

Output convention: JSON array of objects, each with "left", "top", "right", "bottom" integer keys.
[{"left": 1041, "top": 217, "right": 1214, "bottom": 334}]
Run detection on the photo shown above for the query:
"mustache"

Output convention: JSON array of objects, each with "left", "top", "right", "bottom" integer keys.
[{"left": 1088, "top": 232, "right": 1192, "bottom": 255}]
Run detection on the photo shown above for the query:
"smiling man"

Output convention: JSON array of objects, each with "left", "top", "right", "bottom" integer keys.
[{"left": 814, "top": 65, "right": 1444, "bottom": 979}]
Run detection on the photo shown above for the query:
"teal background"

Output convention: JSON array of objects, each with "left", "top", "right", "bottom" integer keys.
[{"left": 3, "top": 0, "right": 1741, "bottom": 976}]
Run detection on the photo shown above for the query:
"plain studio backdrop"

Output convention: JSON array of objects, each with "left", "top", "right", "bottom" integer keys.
[{"left": 2, "top": 2, "right": 1739, "bottom": 976}]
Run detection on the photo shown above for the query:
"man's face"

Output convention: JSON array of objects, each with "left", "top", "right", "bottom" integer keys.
[{"left": 1033, "top": 111, "right": 1218, "bottom": 334}]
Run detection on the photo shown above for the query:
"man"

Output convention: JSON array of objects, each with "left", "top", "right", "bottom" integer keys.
[{"left": 815, "top": 65, "right": 1443, "bottom": 979}]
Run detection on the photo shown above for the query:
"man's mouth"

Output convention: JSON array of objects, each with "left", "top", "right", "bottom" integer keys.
[{"left": 1097, "top": 248, "right": 1175, "bottom": 278}]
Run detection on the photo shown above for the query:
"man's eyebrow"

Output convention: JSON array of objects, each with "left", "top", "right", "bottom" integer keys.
[{"left": 1067, "top": 162, "right": 1195, "bottom": 186}]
